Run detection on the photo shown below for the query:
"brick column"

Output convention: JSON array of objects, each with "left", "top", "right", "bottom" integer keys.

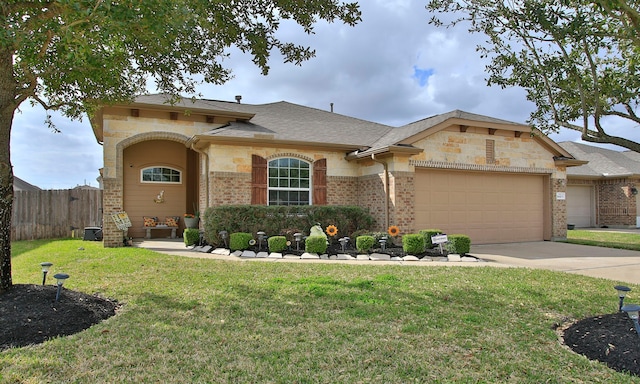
[
  {"left": 389, "top": 171, "right": 415, "bottom": 234},
  {"left": 551, "top": 177, "right": 567, "bottom": 241},
  {"left": 102, "top": 177, "right": 125, "bottom": 247}
]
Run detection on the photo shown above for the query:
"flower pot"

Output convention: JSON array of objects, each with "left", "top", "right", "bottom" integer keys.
[
  {"left": 567, "top": 224, "right": 575, "bottom": 230},
  {"left": 184, "top": 217, "right": 199, "bottom": 229}
]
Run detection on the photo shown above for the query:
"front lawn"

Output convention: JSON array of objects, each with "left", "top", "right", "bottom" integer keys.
[
  {"left": 566, "top": 230, "right": 640, "bottom": 251},
  {"left": 1, "top": 239, "right": 637, "bottom": 382}
]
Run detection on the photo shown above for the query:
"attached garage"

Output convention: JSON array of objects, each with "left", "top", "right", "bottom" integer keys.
[
  {"left": 414, "top": 169, "right": 547, "bottom": 244},
  {"left": 566, "top": 185, "right": 595, "bottom": 228}
]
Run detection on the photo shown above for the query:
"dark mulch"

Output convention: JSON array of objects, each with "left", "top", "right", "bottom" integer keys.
[
  {"left": 0, "top": 284, "right": 119, "bottom": 351},
  {"left": 562, "top": 312, "right": 640, "bottom": 376}
]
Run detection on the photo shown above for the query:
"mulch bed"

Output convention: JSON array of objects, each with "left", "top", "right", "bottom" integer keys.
[
  {"left": 0, "top": 284, "right": 119, "bottom": 351},
  {"left": 561, "top": 312, "right": 640, "bottom": 376}
]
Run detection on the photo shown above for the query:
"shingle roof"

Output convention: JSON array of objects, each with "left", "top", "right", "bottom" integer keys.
[
  {"left": 367, "top": 109, "right": 529, "bottom": 150},
  {"left": 559, "top": 142, "right": 640, "bottom": 177},
  {"left": 197, "top": 100, "right": 394, "bottom": 148},
  {"left": 130, "top": 95, "right": 555, "bottom": 155},
  {"left": 14, "top": 177, "right": 41, "bottom": 191}
]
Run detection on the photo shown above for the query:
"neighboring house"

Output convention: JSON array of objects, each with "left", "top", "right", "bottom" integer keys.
[
  {"left": 91, "top": 94, "right": 584, "bottom": 247},
  {"left": 13, "top": 177, "right": 41, "bottom": 192},
  {"left": 559, "top": 141, "right": 640, "bottom": 228}
]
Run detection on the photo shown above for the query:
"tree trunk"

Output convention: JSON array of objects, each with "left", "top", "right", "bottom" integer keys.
[{"left": 0, "top": 46, "right": 17, "bottom": 293}]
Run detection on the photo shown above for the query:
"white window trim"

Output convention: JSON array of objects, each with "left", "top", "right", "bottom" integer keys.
[
  {"left": 140, "top": 166, "right": 183, "bottom": 184},
  {"left": 267, "top": 158, "right": 313, "bottom": 206}
]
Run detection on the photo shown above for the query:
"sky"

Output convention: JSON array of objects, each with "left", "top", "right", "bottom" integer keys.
[{"left": 10, "top": 0, "right": 636, "bottom": 189}]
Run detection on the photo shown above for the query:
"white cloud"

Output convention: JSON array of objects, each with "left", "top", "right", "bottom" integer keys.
[{"left": 12, "top": 0, "right": 640, "bottom": 188}]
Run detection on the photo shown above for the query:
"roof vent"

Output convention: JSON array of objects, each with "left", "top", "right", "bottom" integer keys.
[{"left": 235, "top": 95, "right": 242, "bottom": 104}]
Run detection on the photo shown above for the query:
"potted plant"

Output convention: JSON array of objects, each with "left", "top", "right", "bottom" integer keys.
[{"left": 184, "top": 213, "right": 199, "bottom": 229}]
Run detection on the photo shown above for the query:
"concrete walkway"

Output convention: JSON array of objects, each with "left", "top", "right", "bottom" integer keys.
[{"left": 135, "top": 235, "right": 640, "bottom": 285}]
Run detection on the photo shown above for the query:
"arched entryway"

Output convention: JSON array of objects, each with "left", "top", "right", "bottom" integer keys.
[{"left": 122, "top": 139, "right": 199, "bottom": 238}]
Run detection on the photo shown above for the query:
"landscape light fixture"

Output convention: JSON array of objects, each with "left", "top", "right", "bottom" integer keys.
[
  {"left": 294, "top": 233, "right": 303, "bottom": 251},
  {"left": 40, "top": 262, "right": 53, "bottom": 285},
  {"left": 219, "top": 230, "right": 228, "bottom": 248},
  {"left": 379, "top": 237, "right": 387, "bottom": 251},
  {"left": 621, "top": 304, "right": 640, "bottom": 336},
  {"left": 339, "top": 237, "right": 350, "bottom": 253},
  {"left": 257, "top": 231, "right": 266, "bottom": 250},
  {"left": 615, "top": 285, "right": 632, "bottom": 312},
  {"left": 53, "top": 273, "right": 69, "bottom": 302}
]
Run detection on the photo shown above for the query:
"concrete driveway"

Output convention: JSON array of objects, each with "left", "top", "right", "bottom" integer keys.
[
  {"left": 137, "top": 237, "right": 640, "bottom": 285},
  {"left": 471, "top": 241, "right": 640, "bottom": 284}
]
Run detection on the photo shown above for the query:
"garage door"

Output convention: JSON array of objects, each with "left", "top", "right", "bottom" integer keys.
[
  {"left": 415, "top": 169, "right": 545, "bottom": 244},
  {"left": 566, "top": 185, "right": 594, "bottom": 228}
]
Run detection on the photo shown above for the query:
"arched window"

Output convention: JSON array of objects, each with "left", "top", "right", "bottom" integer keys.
[
  {"left": 141, "top": 167, "right": 182, "bottom": 184},
  {"left": 268, "top": 158, "right": 311, "bottom": 205}
]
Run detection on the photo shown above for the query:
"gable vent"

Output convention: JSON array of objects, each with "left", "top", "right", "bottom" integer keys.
[{"left": 486, "top": 139, "right": 495, "bottom": 164}]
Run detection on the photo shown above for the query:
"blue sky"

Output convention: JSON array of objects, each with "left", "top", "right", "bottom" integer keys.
[{"left": 11, "top": 0, "right": 631, "bottom": 189}]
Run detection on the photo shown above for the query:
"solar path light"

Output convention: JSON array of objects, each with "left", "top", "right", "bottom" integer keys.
[
  {"left": 294, "top": 233, "right": 303, "bottom": 251},
  {"left": 615, "top": 285, "right": 632, "bottom": 312},
  {"left": 53, "top": 273, "right": 69, "bottom": 302},
  {"left": 621, "top": 304, "right": 640, "bottom": 336},
  {"left": 40, "top": 262, "right": 53, "bottom": 285}
]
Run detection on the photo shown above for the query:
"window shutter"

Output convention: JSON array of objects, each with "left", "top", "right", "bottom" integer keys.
[
  {"left": 313, "top": 158, "right": 327, "bottom": 205},
  {"left": 251, "top": 155, "right": 267, "bottom": 204}
]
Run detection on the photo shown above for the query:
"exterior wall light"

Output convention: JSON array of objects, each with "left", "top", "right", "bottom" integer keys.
[
  {"left": 53, "top": 273, "right": 69, "bottom": 302},
  {"left": 40, "top": 262, "right": 53, "bottom": 285},
  {"left": 615, "top": 285, "right": 631, "bottom": 312},
  {"left": 621, "top": 304, "right": 640, "bottom": 336}
]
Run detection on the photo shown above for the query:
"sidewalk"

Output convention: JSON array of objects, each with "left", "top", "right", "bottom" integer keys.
[{"left": 135, "top": 238, "right": 640, "bottom": 285}]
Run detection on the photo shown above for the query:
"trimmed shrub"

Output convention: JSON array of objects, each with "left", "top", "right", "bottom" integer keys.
[
  {"left": 419, "top": 229, "right": 443, "bottom": 249},
  {"left": 305, "top": 235, "right": 328, "bottom": 254},
  {"left": 183, "top": 228, "right": 200, "bottom": 246},
  {"left": 202, "top": 205, "right": 375, "bottom": 246},
  {"left": 446, "top": 234, "right": 471, "bottom": 255},
  {"left": 229, "top": 232, "right": 253, "bottom": 251},
  {"left": 268, "top": 236, "right": 288, "bottom": 253},
  {"left": 356, "top": 235, "right": 375, "bottom": 253},
  {"left": 403, "top": 234, "right": 426, "bottom": 254}
]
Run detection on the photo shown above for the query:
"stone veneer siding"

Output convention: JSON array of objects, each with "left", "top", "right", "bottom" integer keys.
[{"left": 388, "top": 172, "right": 415, "bottom": 233}]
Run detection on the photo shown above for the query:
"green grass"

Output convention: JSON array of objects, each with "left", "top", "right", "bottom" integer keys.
[
  {"left": 1, "top": 239, "right": 638, "bottom": 382},
  {"left": 566, "top": 230, "right": 640, "bottom": 251}
]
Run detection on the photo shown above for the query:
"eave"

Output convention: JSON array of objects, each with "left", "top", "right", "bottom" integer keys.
[
  {"left": 190, "top": 134, "right": 366, "bottom": 152},
  {"left": 553, "top": 158, "right": 589, "bottom": 167},
  {"left": 345, "top": 145, "right": 423, "bottom": 161}
]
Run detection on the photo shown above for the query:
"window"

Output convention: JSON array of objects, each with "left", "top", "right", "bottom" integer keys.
[
  {"left": 141, "top": 167, "right": 182, "bottom": 183},
  {"left": 268, "top": 158, "right": 311, "bottom": 205}
]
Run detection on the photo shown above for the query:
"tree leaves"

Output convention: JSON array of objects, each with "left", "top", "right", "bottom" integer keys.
[{"left": 427, "top": 0, "right": 640, "bottom": 152}]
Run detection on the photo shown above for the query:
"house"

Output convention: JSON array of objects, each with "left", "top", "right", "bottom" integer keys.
[
  {"left": 13, "top": 177, "right": 41, "bottom": 192},
  {"left": 91, "top": 94, "right": 584, "bottom": 247},
  {"left": 559, "top": 141, "right": 640, "bottom": 228}
]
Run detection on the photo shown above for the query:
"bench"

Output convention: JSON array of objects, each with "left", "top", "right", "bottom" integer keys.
[{"left": 143, "top": 226, "right": 177, "bottom": 239}]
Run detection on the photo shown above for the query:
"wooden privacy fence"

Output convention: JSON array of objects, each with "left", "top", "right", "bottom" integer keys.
[{"left": 12, "top": 189, "right": 103, "bottom": 241}]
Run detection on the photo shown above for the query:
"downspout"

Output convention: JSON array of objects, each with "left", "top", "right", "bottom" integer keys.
[
  {"left": 371, "top": 154, "right": 390, "bottom": 230},
  {"left": 188, "top": 138, "right": 209, "bottom": 216}
]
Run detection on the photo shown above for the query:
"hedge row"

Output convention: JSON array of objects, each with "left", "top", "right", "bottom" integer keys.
[{"left": 202, "top": 205, "right": 375, "bottom": 247}]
